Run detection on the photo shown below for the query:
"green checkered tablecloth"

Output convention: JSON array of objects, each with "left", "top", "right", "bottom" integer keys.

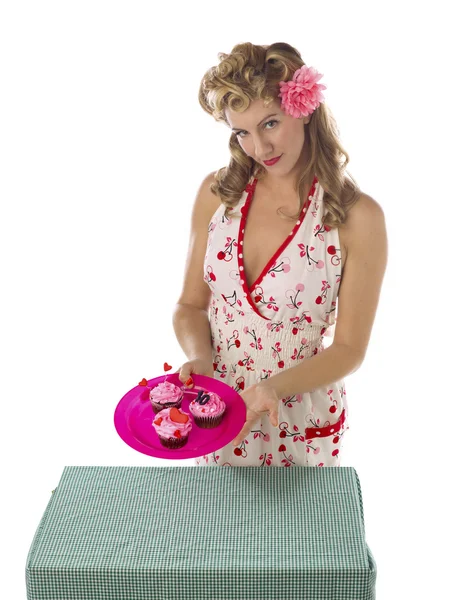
[{"left": 26, "top": 466, "right": 376, "bottom": 600}]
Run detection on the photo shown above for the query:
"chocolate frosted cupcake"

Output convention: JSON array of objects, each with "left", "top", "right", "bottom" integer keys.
[
  {"left": 152, "top": 407, "right": 192, "bottom": 449},
  {"left": 149, "top": 381, "right": 183, "bottom": 414},
  {"left": 189, "top": 389, "right": 226, "bottom": 429}
]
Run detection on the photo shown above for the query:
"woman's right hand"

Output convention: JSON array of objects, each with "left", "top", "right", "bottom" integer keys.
[{"left": 175, "top": 358, "right": 214, "bottom": 388}]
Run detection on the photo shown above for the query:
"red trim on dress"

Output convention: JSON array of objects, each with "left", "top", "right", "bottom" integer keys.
[
  {"left": 236, "top": 178, "right": 270, "bottom": 321},
  {"left": 305, "top": 408, "right": 346, "bottom": 439},
  {"left": 237, "top": 176, "right": 318, "bottom": 321}
]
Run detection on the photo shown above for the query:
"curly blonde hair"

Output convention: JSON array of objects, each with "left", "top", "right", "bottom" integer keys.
[{"left": 198, "top": 42, "right": 361, "bottom": 229}]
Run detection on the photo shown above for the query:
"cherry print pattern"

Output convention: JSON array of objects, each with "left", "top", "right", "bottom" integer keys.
[{"left": 196, "top": 175, "right": 349, "bottom": 467}]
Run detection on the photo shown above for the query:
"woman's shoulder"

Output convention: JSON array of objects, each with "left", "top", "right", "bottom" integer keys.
[
  {"left": 190, "top": 171, "right": 224, "bottom": 235},
  {"left": 342, "top": 191, "right": 387, "bottom": 261},
  {"left": 345, "top": 191, "right": 385, "bottom": 232},
  {"left": 201, "top": 170, "right": 223, "bottom": 212}
]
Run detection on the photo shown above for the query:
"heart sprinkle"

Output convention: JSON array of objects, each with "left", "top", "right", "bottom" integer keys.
[
  {"left": 138, "top": 378, "right": 148, "bottom": 386},
  {"left": 169, "top": 407, "right": 189, "bottom": 424}
]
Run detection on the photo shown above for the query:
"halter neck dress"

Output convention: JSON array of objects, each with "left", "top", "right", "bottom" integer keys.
[{"left": 194, "top": 174, "right": 349, "bottom": 467}]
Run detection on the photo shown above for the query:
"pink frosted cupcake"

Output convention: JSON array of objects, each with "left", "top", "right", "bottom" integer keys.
[
  {"left": 189, "top": 389, "right": 226, "bottom": 428},
  {"left": 152, "top": 407, "right": 192, "bottom": 449},
  {"left": 149, "top": 381, "right": 183, "bottom": 414}
]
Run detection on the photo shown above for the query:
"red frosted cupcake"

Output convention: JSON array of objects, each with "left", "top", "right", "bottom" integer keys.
[
  {"left": 152, "top": 407, "right": 192, "bottom": 449},
  {"left": 149, "top": 381, "right": 183, "bottom": 414},
  {"left": 189, "top": 389, "right": 226, "bottom": 429}
]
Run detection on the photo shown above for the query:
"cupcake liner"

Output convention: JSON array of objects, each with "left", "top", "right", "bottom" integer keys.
[
  {"left": 158, "top": 433, "right": 189, "bottom": 449},
  {"left": 192, "top": 410, "right": 225, "bottom": 429}
]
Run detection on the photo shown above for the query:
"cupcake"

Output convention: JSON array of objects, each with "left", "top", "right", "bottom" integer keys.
[
  {"left": 150, "top": 381, "right": 184, "bottom": 414},
  {"left": 152, "top": 406, "right": 192, "bottom": 449},
  {"left": 189, "top": 389, "right": 226, "bottom": 429}
]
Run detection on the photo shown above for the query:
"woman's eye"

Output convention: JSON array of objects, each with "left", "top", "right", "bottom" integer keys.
[{"left": 237, "top": 119, "right": 278, "bottom": 138}]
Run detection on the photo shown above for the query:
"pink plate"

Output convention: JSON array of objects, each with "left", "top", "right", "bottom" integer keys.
[{"left": 114, "top": 372, "right": 246, "bottom": 460}]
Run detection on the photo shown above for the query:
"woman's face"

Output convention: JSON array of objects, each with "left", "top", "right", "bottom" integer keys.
[{"left": 225, "top": 98, "right": 310, "bottom": 181}]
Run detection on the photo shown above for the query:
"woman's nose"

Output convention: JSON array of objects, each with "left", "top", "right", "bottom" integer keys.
[{"left": 253, "top": 136, "right": 272, "bottom": 158}]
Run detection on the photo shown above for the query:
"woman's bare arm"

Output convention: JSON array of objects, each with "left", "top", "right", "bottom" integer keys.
[{"left": 172, "top": 171, "right": 220, "bottom": 362}]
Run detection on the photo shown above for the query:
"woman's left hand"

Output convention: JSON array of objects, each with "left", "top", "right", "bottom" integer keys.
[{"left": 231, "top": 382, "right": 280, "bottom": 446}]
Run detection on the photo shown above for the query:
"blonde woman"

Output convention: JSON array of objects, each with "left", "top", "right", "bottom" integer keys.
[{"left": 173, "top": 42, "right": 388, "bottom": 467}]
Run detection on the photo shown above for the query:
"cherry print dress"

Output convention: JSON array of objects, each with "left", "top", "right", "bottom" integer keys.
[{"left": 194, "top": 175, "right": 349, "bottom": 467}]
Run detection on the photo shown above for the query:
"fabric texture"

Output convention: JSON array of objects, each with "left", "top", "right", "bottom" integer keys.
[
  {"left": 196, "top": 175, "right": 349, "bottom": 467},
  {"left": 26, "top": 466, "right": 377, "bottom": 600}
]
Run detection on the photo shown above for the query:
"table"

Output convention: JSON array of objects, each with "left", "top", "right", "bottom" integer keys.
[{"left": 26, "top": 466, "right": 377, "bottom": 599}]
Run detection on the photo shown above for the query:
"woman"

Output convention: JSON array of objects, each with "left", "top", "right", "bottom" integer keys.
[{"left": 172, "top": 42, "right": 388, "bottom": 467}]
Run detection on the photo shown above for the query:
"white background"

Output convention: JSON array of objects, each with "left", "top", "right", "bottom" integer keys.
[{"left": 1, "top": 1, "right": 455, "bottom": 598}]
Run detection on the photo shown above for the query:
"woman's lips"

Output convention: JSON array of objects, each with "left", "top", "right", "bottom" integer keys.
[{"left": 263, "top": 155, "right": 282, "bottom": 166}]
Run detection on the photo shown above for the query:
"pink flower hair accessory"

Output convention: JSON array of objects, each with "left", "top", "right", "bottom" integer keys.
[{"left": 278, "top": 65, "right": 327, "bottom": 119}]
